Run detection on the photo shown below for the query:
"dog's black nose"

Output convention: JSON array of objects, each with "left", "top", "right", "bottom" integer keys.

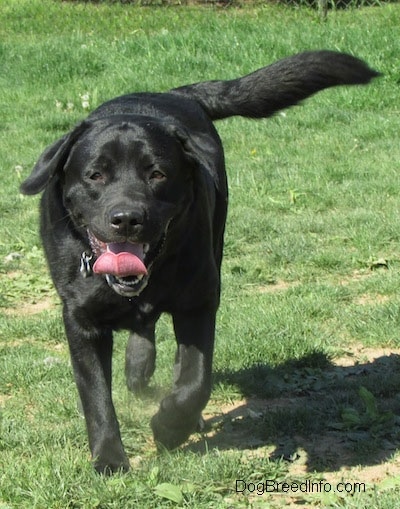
[{"left": 110, "top": 208, "right": 144, "bottom": 235}]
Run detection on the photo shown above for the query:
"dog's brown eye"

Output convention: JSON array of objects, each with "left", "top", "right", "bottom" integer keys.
[
  {"left": 150, "top": 170, "right": 166, "bottom": 181},
  {"left": 89, "top": 172, "right": 104, "bottom": 181}
]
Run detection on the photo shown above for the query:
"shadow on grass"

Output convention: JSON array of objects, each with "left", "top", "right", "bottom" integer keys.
[{"left": 186, "top": 352, "right": 400, "bottom": 473}]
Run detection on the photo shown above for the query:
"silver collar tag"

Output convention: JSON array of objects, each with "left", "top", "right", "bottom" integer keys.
[{"left": 80, "top": 252, "right": 93, "bottom": 278}]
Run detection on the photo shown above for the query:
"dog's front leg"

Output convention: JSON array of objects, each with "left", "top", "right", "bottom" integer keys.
[
  {"left": 151, "top": 307, "right": 215, "bottom": 449},
  {"left": 63, "top": 307, "right": 130, "bottom": 474}
]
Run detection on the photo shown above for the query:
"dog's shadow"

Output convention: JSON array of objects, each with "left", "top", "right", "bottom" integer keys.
[{"left": 185, "top": 351, "right": 400, "bottom": 473}]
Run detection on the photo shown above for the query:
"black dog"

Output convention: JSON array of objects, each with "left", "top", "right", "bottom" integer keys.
[{"left": 21, "top": 51, "right": 379, "bottom": 473}]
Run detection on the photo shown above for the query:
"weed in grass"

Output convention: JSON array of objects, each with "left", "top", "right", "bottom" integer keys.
[{"left": 338, "top": 386, "right": 395, "bottom": 436}]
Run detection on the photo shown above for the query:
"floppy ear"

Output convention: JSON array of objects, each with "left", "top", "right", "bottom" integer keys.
[
  {"left": 20, "top": 121, "right": 91, "bottom": 195},
  {"left": 167, "top": 125, "right": 224, "bottom": 193}
]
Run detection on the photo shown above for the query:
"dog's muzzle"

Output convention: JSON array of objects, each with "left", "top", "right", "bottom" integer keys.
[{"left": 81, "top": 230, "right": 167, "bottom": 298}]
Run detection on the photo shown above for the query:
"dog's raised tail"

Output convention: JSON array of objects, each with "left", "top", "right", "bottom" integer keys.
[{"left": 171, "top": 51, "right": 380, "bottom": 121}]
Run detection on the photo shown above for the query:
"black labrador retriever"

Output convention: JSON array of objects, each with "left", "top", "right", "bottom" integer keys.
[{"left": 20, "top": 51, "right": 379, "bottom": 473}]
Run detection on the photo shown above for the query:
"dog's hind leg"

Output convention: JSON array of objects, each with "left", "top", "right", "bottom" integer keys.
[{"left": 125, "top": 323, "right": 157, "bottom": 393}]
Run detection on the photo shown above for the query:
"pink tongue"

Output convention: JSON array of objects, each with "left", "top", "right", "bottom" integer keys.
[{"left": 93, "top": 243, "right": 147, "bottom": 277}]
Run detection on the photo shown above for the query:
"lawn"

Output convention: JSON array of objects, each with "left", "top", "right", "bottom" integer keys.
[{"left": 1, "top": 0, "right": 400, "bottom": 507}]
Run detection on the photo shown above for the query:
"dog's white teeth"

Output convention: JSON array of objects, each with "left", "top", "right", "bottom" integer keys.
[
  {"left": 143, "top": 244, "right": 150, "bottom": 254},
  {"left": 136, "top": 274, "right": 144, "bottom": 281}
]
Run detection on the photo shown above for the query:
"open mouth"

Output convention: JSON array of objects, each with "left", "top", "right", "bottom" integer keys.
[{"left": 87, "top": 231, "right": 163, "bottom": 297}]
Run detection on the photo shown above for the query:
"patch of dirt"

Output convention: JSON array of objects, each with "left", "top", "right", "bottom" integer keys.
[
  {"left": 354, "top": 294, "right": 390, "bottom": 306},
  {"left": 0, "top": 394, "right": 12, "bottom": 406},
  {"left": 188, "top": 345, "right": 400, "bottom": 505},
  {"left": 337, "top": 269, "right": 373, "bottom": 286},
  {"left": 248, "top": 270, "right": 376, "bottom": 296},
  {"left": 253, "top": 279, "right": 298, "bottom": 293},
  {"left": 333, "top": 344, "right": 398, "bottom": 367},
  {"left": 3, "top": 296, "right": 57, "bottom": 316}
]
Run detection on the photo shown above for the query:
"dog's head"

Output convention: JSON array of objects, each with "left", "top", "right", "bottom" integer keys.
[{"left": 21, "top": 117, "right": 216, "bottom": 297}]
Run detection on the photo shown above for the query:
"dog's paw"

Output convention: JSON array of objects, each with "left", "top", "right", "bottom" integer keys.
[
  {"left": 92, "top": 439, "right": 130, "bottom": 475},
  {"left": 150, "top": 410, "right": 199, "bottom": 450},
  {"left": 196, "top": 415, "right": 206, "bottom": 432},
  {"left": 126, "top": 372, "right": 151, "bottom": 393},
  {"left": 93, "top": 454, "right": 130, "bottom": 475}
]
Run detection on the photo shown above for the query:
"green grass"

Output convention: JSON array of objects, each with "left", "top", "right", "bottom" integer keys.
[{"left": 2, "top": 0, "right": 400, "bottom": 507}]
